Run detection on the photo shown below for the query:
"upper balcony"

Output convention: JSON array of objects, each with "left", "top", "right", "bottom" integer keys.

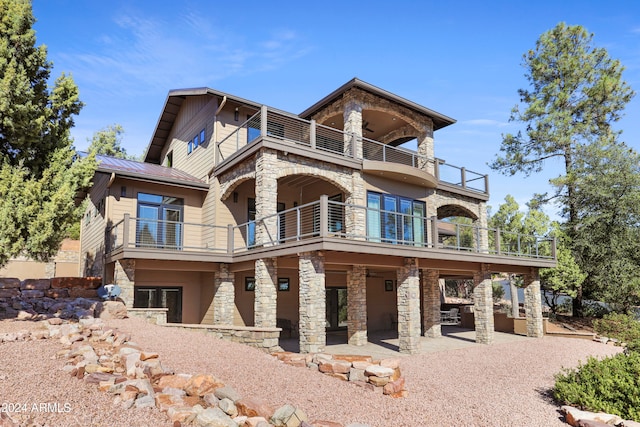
[{"left": 215, "top": 106, "right": 489, "bottom": 197}]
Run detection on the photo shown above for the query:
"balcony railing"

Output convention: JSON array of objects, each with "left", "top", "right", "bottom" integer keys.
[
  {"left": 216, "top": 106, "right": 488, "bottom": 194},
  {"left": 106, "top": 214, "right": 229, "bottom": 253}
]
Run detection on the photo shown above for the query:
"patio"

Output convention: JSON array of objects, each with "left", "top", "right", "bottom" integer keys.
[{"left": 279, "top": 325, "right": 532, "bottom": 359}]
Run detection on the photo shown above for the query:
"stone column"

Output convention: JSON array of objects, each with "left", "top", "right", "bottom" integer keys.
[
  {"left": 510, "top": 276, "right": 520, "bottom": 318},
  {"left": 473, "top": 201, "right": 489, "bottom": 253},
  {"left": 422, "top": 269, "right": 441, "bottom": 338},
  {"left": 345, "top": 171, "right": 366, "bottom": 240},
  {"left": 213, "top": 263, "right": 235, "bottom": 325},
  {"left": 44, "top": 262, "right": 56, "bottom": 279},
  {"left": 397, "top": 258, "right": 421, "bottom": 354},
  {"left": 114, "top": 259, "right": 135, "bottom": 309},
  {"left": 417, "top": 121, "right": 435, "bottom": 174},
  {"left": 255, "top": 148, "right": 278, "bottom": 246},
  {"left": 347, "top": 265, "right": 367, "bottom": 346},
  {"left": 473, "top": 264, "right": 494, "bottom": 344},
  {"left": 254, "top": 258, "right": 277, "bottom": 328},
  {"left": 343, "top": 96, "right": 363, "bottom": 159},
  {"left": 298, "top": 251, "right": 326, "bottom": 353},
  {"left": 524, "top": 268, "right": 544, "bottom": 338}
]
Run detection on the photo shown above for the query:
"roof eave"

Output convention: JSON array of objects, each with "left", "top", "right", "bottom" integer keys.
[
  {"left": 299, "top": 78, "right": 457, "bottom": 130},
  {"left": 96, "top": 167, "right": 209, "bottom": 191}
]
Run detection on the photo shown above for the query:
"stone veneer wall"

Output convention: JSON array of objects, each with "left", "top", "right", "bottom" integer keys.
[
  {"left": 128, "top": 308, "right": 168, "bottom": 325},
  {"left": 524, "top": 269, "right": 544, "bottom": 338},
  {"left": 162, "top": 323, "right": 282, "bottom": 353},
  {"left": 347, "top": 265, "right": 367, "bottom": 346},
  {"left": 298, "top": 251, "right": 326, "bottom": 354},
  {"left": 213, "top": 263, "right": 234, "bottom": 325}
]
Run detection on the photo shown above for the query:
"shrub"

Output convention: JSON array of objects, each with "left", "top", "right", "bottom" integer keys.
[
  {"left": 491, "top": 281, "right": 505, "bottom": 303},
  {"left": 593, "top": 313, "right": 640, "bottom": 343},
  {"left": 554, "top": 352, "right": 640, "bottom": 421}
]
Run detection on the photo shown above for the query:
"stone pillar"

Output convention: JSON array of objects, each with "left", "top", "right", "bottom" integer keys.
[
  {"left": 524, "top": 268, "right": 544, "bottom": 338},
  {"left": 422, "top": 269, "right": 441, "bottom": 338},
  {"left": 255, "top": 148, "right": 278, "bottom": 246},
  {"left": 510, "top": 276, "right": 520, "bottom": 318},
  {"left": 298, "top": 251, "right": 326, "bottom": 353},
  {"left": 44, "top": 262, "right": 56, "bottom": 279},
  {"left": 397, "top": 258, "right": 421, "bottom": 354},
  {"left": 114, "top": 259, "right": 135, "bottom": 309},
  {"left": 343, "top": 96, "right": 363, "bottom": 159},
  {"left": 345, "top": 171, "right": 366, "bottom": 240},
  {"left": 473, "top": 264, "right": 494, "bottom": 344},
  {"left": 213, "top": 263, "right": 235, "bottom": 325},
  {"left": 254, "top": 258, "right": 277, "bottom": 328},
  {"left": 347, "top": 265, "right": 367, "bottom": 346},
  {"left": 417, "top": 121, "right": 435, "bottom": 174},
  {"left": 473, "top": 201, "right": 489, "bottom": 253}
]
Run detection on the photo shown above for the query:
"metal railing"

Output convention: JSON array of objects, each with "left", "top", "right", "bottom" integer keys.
[
  {"left": 106, "top": 199, "right": 554, "bottom": 260},
  {"left": 105, "top": 214, "right": 228, "bottom": 253},
  {"left": 215, "top": 106, "right": 488, "bottom": 194}
]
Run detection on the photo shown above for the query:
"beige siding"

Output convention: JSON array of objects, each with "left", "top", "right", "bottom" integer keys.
[
  {"left": 216, "top": 105, "right": 260, "bottom": 164},
  {"left": 364, "top": 174, "right": 429, "bottom": 202},
  {"left": 79, "top": 173, "right": 110, "bottom": 277},
  {"left": 366, "top": 272, "right": 399, "bottom": 332},
  {"left": 162, "top": 96, "right": 218, "bottom": 180}
]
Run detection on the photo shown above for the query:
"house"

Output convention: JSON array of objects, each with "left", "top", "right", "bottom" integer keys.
[{"left": 79, "top": 78, "right": 556, "bottom": 354}]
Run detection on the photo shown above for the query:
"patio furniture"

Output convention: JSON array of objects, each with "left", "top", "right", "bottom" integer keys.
[{"left": 440, "top": 308, "right": 460, "bottom": 325}]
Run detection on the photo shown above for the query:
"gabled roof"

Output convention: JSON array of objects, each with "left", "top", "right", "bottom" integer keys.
[
  {"left": 94, "top": 154, "right": 208, "bottom": 190},
  {"left": 299, "top": 78, "right": 456, "bottom": 130},
  {"left": 143, "top": 87, "right": 265, "bottom": 164}
]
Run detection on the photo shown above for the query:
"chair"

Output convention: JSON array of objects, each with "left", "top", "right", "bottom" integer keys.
[{"left": 440, "top": 308, "right": 460, "bottom": 325}]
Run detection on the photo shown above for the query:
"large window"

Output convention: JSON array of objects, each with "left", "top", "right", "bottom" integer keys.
[
  {"left": 366, "top": 192, "right": 425, "bottom": 245},
  {"left": 247, "top": 198, "right": 285, "bottom": 247},
  {"left": 134, "top": 286, "right": 182, "bottom": 323},
  {"left": 137, "top": 193, "right": 184, "bottom": 249}
]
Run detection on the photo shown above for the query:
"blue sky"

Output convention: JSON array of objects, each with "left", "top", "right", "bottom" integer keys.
[{"left": 32, "top": 0, "right": 640, "bottom": 219}]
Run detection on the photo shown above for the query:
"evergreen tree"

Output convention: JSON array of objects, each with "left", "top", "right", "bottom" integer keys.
[
  {"left": 490, "top": 23, "right": 635, "bottom": 316},
  {"left": 0, "top": 0, "right": 95, "bottom": 266},
  {"left": 88, "top": 124, "right": 137, "bottom": 160}
]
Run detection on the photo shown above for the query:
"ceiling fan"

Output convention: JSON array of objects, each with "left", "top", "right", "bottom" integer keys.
[{"left": 362, "top": 120, "right": 374, "bottom": 133}]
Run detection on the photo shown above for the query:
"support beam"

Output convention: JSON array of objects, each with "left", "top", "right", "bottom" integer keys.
[
  {"left": 473, "top": 264, "right": 494, "bottom": 344},
  {"left": 397, "top": 258, "right": 421, "bottom": 354},
  {"left": 347, "top": 265, "right": 367, "bottom": 346}
]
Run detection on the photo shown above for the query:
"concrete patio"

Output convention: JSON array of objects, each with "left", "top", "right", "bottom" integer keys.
[{"left": 279, "top": 325, "right": 532, "bottom": 359}]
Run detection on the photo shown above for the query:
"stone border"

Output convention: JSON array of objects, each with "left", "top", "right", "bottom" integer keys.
[
  {"left": 162, "top": 323, "right": 283, "bottom": 353},
  {"left": 273, "top": 352, "right": 406, "bottom": 398}
]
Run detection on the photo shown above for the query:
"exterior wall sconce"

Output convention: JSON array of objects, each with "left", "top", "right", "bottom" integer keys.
[
  {"left": 233, "top": 192, "right": 238, "bottom": 203},
  {"left": 234, "top": 107, "right": 239, "bottom": 121}
]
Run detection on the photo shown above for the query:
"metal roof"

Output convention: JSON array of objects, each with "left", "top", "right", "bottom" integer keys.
[
  {"left": 299, "top": 78, "right": 456, "bottom": 130},
  {"left": 93, "top": 154, "right": 208, "bottom": 190}
]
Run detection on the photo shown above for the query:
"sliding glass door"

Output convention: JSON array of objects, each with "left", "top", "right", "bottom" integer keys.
[{"left": 366, "top": 192, "right": 426, "bottom": 246}]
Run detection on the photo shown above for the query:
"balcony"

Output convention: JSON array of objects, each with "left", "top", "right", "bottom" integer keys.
[
  {"left": 106, "top": 197, "right": 555, "bottom": 266},
  {"left": 215, "top": 106, "right": 488, "bottom": 196}
]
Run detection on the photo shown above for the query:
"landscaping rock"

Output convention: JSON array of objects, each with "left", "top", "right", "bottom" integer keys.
[
  {"left": 271, "top": 404, "right": 308, "bottom": 427},
  {"left": 236, "top": 397, "right": 275, "bottom": 419},
  {"left": 562, "top": 406, "right": 623, "bottom": 427},
  {"left": 184, "top": 374, "right": 224, "bottom": 397},
  {"left": 215, "top": 385, "right": 241, "bottom": 402},
  {"left": 364, "top": 365, "right": 394, "bottom": 378},
  {"left": 195, "top": 407, "right": 237, "bottom": 427}
]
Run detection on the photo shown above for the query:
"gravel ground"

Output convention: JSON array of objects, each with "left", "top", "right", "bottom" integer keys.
[{"left": 0, "top": 317, "right": 621, "bottom": 427}]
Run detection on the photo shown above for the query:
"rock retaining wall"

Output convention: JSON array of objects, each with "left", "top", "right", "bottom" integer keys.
[
  {"left": 0, "top": 277, "right": 105, "bottom": 319},
  {"left": 163, "top": 323, "right": 282, "bottom": 353}
]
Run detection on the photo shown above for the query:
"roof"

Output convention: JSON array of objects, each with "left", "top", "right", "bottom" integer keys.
[
  {"left": 92, "top": 154, "right": 208, "bottom": 190},
  {"left": 144, "top": 87, "right": 266, "bottom": 164},
  {"left": 299, "top": 78, "right": 456, "bottom": 130}
]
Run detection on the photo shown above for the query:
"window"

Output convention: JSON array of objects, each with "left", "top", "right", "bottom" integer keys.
[
  {"left": 193, "top": 134, "right": 199, "bottom": 149},
  {"left": 246, "top": 115, "right": 285, "bottom": 144},
  {"left": 200, "top": 128, "right": 206, "bottom": 145},
  {"left": 247, "top": 198, "right": 285, "bottom": 246},
  {"left": 366, "top": 192, "right": 425, "bottom": 245},
  {"left": 187, "top": 140, "right": 193, "bottom": 154},
  {"left": 134, "top": 286, "right": 182, "bottom": 323},
  {"left": 278, "top": 278, "right": 290, "bottom": 292},
  {"left": 245, "top": 277, "right": 255, "bottom": 291},
  {"left": 137, "top": 193, "right": 184, "bottom": 249}
]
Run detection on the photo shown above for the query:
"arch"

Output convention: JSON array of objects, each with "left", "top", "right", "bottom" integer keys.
[
  {"left": 275, "top": 162, "right": 352, "bottom": 196},
  {"left": 437, "top": 204, "right": 478, "bottom": 221},
  {"left": 220, "top": 171, "right": 256, "bottom": 201}
]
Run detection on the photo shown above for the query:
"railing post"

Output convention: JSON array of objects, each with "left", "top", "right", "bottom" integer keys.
[
  {"left": 551, "top": 237, "right": 557, "bottom": 260},
  {"left": 431, "top": 216, "right": 439, "bottom": 249},
  {"left": 227, "top": 224, "right": 234, "bottom": 254},
  {"left": 319, "top": 195, "right": 328, "bottom": 238},
  {"left": 260, "top": 105, "right": 268, "bottom": 137},
  {"left": 382, "top": 144, "right": 386, "bottom": 162},
  {"left": 434, "top": 160, "right": 440, "bottom": 181},
  {"left": 296, "top": 208, "right": 301, "bottom": 240},
  {"left": 123, "top": 214, "right": 130, "bottom": 248},
  {"left": 350, "top": 133, "right": 357, "bottom": 159},
  {"left": 484, "top": 174, "right": 489, "bottom": 195},
  {"left": 460, "top": 167, "right": 467, "bottom": 188},
  {"left": 310, "top": 119, "right": 316, "bottom": 149},
  {"left": 495, "top": 229, "right": 501, "bottom": 255}
]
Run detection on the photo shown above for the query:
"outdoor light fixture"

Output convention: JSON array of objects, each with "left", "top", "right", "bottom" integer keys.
[
  {"left": 233, "top": 192, "right": 238, "bottom": 203},
  {"left": 234, "top": 107, "right": 239, "bottom": 121}
]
